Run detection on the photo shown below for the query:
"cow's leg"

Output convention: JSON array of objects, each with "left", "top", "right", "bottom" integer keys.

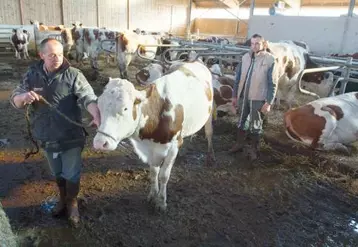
[
  {"left": 147, "top": 165, "right": 160, "bottom": 204},
  {"left": 24, "top": 45, "right": 29, "bottom": 59},
  {"left": 15, "top": 50, "right": 20, "bottom": 59},
  {"left": 204, "top": 113, "right": 216, "bottom": 165},
  {"left": 156, "top": 145, "right": 179, "bottom": 211}
]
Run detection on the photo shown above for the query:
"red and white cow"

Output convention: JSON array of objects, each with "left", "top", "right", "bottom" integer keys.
[
  {"left": 208, "top": 64, "right": 236, "bottom": 117},
  {"left": 284, "top": 92, "right": 358, "bottom": 154},
  {"left": 267, "top": 41, "right": 334, "bottom": 108},
  {"left": 11, "top": 28, "right": 30, "bottom": 59},
  {"left": 71, "top": 25, "right": 119, "bottom": 76},
  {"left": 93, "top": 61, "right": 215, "bottom": 211},
  {"left": 135, "top": 62, "right": 236, "bottom": 118},
  {"left": 30, "top": 20, "right": 64, "bottom": 31},
  {"left": 115, "top": 31, "right": 169, "bottom": 79}
]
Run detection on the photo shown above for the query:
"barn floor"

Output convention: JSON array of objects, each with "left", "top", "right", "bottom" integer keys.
[{"left": 1, "top": 56, "right": 358, "bottom": 247}]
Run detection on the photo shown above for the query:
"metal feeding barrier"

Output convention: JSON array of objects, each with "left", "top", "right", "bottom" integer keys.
[{"left": 98, "top": 36, "right": 358, "bottom": 96}]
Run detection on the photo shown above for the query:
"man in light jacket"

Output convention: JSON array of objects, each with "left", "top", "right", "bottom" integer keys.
[{"left": 229, "top": 34, "right": 278, "bottom": 161}]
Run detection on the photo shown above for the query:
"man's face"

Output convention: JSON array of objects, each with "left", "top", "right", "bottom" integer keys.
[
  {"left": 250, "top": 37, "right": 264, "bottom": 53},
  {"left": 39, "top": 40, "right": 64, "bottom": 72}
]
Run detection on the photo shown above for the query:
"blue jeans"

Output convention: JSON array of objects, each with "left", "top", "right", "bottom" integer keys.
[{"left": 43, "top": 147, "right": 83, "bottom": 183}]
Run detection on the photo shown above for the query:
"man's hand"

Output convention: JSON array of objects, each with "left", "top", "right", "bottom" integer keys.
[
  {"left": 232, "top": 97, "right": 238, "bottom": 108},
  {"left": 13, "top": 91, "right": 40, "bottom": 108},
  {"left": 261, "top": 102, "right": 271, "bottom": 114},
  {"left": 87, "top": 102, "right": 101, "bottom": 128}
]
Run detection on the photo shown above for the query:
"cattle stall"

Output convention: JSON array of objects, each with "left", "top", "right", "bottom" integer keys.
[{"left": 2, "top": 3, "right": 358, "bottom": 246}]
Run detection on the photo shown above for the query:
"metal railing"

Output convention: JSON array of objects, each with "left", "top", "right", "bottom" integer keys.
[{"left": 296, "top": 66, "right": 342, "bottom": 98}]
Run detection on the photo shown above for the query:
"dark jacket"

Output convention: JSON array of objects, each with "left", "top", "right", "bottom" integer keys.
[{"left": 10, "top": 59, "right": 97, "bottom": 152}]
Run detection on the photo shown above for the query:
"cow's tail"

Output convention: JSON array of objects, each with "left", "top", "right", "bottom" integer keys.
[{"left": 284, "top": 110, "right": 305, "bottom": 144}]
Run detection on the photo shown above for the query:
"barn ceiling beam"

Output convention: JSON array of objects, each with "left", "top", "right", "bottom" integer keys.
[{"left": 218, "top": 0, "right": 240, "bottom": 9}]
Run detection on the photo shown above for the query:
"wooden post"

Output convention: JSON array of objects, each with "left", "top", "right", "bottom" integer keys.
[
  {"left": 60, "top": 0, "right": 65, "bottom": 25},
  {"left": 96, "top": 0, "right": 100, "bottom": 27},
  {"left": 127, "top": 0, "right": 130, "bottom": 30},
  {"left": 19, "top": 0, "right": 24, "bottom": 25}
]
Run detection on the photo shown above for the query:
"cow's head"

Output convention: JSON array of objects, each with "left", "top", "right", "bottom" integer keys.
[
  {"left": 136, "top": 63, "right": 165, "bottom": 85},
  {"left": 72, "top": 22, "right": 83, "bottom": 28},
  {"left": 209, "top": 63, "right": 223, "bottom": 77},
  {"left": 93, "top": 77, "right": 149, "bottom": 150}
]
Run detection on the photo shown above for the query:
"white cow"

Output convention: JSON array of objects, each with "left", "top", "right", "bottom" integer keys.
[
  {"left": 267, "top": 41, "right": 334, "bottom": 109},
  {"left": 93, "top": 61, "right": 215, "bottom": 211},
  {"left": 284, "top": 92, "right": 358, "bottom": 154},
  {"left": 10, "top": 28, "right": 30, "bottom": 59}
]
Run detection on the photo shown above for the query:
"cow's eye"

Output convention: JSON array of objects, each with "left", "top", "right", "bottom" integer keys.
[{"left": 124, "top": 107, "right": 128, "bottom": 111}]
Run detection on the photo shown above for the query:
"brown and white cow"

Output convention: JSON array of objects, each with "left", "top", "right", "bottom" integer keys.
[
  {"left": 115, "top": 31, "right": 163, "bottom": 79},
  {"left": 136, "top": 62, "right": 236, "bottom": 119},
  {"left": 93, "top": 61, "right": 215, "bottom": 211},
  {"left": 71, "top": 24, "right": 119, "bottom": 75},
  {"left": 30, "top": 20, "right": 64, "bottom": 31},
  {"left": 284, "top": 92, "right": 358, "bottom": 154},
  {"left": 11, "top": 28, "right": 30, "bottom": 59},
  {"left": 267, "top": 41, "right": 334, "bottom": 108}
]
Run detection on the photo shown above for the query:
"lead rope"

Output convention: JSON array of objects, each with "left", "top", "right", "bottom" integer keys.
[{"left": 24, "top": 96, "right": 136, "bottom": 160}]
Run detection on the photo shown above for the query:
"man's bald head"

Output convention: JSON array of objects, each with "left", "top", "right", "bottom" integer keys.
[
  {"left": 39, "top": 38, "right": 64, "bottom": 72},
  {"left": 39, "top": 38, "right": 63, "bottom": 53}
]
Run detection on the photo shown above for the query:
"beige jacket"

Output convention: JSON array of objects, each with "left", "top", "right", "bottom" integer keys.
[{"left": 236, "top": 50, "right": 276, "bottom": 102}]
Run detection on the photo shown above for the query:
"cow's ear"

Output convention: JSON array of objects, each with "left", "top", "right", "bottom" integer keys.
[{"left": 12, "top": 29, "right": 16, "bottom": 33}]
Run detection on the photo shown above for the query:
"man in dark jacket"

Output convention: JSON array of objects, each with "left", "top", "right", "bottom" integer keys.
[
  {"left": 229, "top": 34, "right": 278, "bottom": 161},
  {"left": 10, "top": 38, "right": 100, "bottom": 228}
]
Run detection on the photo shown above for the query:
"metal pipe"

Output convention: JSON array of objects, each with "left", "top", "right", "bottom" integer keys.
[
  {"left": 348, "top": 0, "right": 356, "bottom": 17},
  {"left": 339, "top": 57, "right": 353, "bottom": 94},
  {"left": 329, "top": 77, "right": 345, "bottom": 96},
  {"left": 186, "top": 0, "right": 193, "bottom": 40},
  {"left": 249, "top": 0, "right": 255, "bottom": 18}
]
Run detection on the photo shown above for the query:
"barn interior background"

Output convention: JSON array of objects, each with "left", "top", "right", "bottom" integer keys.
[
  {"left": 2, "top": 1, "right": 358, "bottom": 246},
  {"left": 1, "top": 0, "right": 357, "bottom": 55}
]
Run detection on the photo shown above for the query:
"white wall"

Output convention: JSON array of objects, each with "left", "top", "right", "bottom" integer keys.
[{"left": 248, "top": 15, "right": 358, "bottom": 55}]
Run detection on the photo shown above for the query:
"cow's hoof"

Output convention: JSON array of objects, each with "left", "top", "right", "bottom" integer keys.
[
  {"left": 147, "top": 192, "right": 157, "bottom": 205},
  {"left": 205, "top": 152, "right": 216, "bottom": 166},
  {"left": 154, "top": 201, "right": 167, "bottom": 212}
]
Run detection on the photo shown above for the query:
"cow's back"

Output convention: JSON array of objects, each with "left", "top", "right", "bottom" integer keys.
[
  {"left": 285, "top": 92, "right": 358, "bottom": 145},
  {"left": 153, "top": 61, "right": 213, "bottom": 137}
]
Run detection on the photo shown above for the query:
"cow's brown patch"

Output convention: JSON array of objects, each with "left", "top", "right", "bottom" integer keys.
[
  {"left": 285, "top": 56, "right": 301, "bottom": 79},
  {"left": 138, "top": 45, "right": 146, "bottom": 55},
  {"left": 84, "top": 29, "right": 91, "bottom": 45},
  {"left": 205, "top": 87, "right": 213, "bottom": 101},
  {"left": 93, "top": 29, "right": 100, "bottom": 40},
  {"left": 302, "top": 53, "right": 324, "bottom": 83},
  {"left": 116, "top": 34, "right": 128, "bottom": 52},
  {"left": 321, "top": 104, "right": 344, "bottom": 120},
  {"left": 213, "top": 88, "right": 230, "bottom": 107},
  {"left": 71, "top": 28, "right": 81, "bottom": 42},
  {"left": 105, "top": 31, "right": 115, "bottom": 39},
  {"left": 284, "top": 104, "right": 326, "bottom": 148},
  {"left": 139, "top": 85, "right": 184, "bottom": 144},
  {"left": 61, "top": 30, "right": 69, "bottom": 44},
  {"left": 220, "top": 85, "right": 233, "bottom": 99},
  {"left": 218, "top": 76, "right": 234, "bottom": 88},
  {"left": 178, "top": 66, "right": 196, "bottom": 78},
  {"left": 282, "top": 55, "right": 288, "bottom": 65}
]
